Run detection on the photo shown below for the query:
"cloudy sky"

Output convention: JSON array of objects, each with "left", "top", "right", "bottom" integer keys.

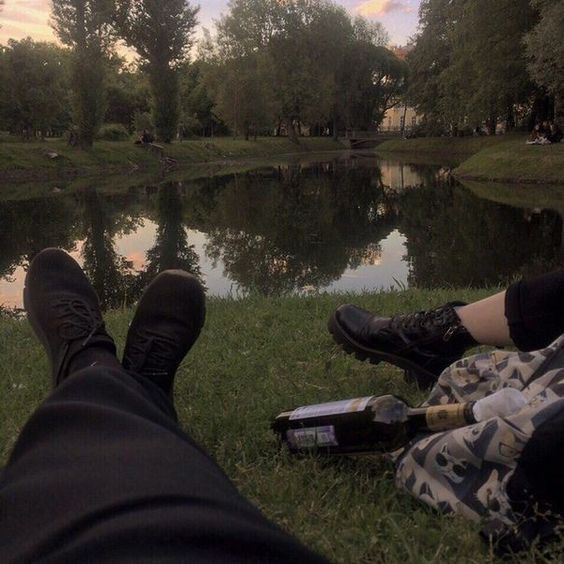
[{"left": 0, "top": 0, "right": 421, "bottom": 47}]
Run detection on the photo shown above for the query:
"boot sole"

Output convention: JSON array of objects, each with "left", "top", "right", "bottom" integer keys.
[{"left": 328, "top": 312, "right": 438, "bottom": 385}]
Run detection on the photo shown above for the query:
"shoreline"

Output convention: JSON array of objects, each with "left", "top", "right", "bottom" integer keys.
[
  {"left": 0, "top": 137, "right": 346, "bottom": 184},
  {"left": 377, "top": 134, "right": 564, "bottom": 185}
]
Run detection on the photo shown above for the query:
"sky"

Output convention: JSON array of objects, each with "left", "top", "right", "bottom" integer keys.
[{"left": 0, "top": 0, "right": 421, "bottom": 48}]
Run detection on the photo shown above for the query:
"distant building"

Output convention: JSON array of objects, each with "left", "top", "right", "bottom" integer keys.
[
  {"left": 380, "top": 45, "right": 422, "bottom": 134},
  {"left": 380, "top": 105, "right": 422, "bottom": 133}
]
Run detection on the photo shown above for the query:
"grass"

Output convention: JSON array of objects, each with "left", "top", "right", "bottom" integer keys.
[
  {"left": 378, "top": 135, "right": 564, "bottom": 184},
  {"left": 377, "top": 135, "right": 505, "bottom": 156},
  {"left": 1, "top": 288, "right": 562, "bottom": 562},
  {"left": 455, "top": 137, "right": 564, "bottom": 184},
  {"left": 0, "top": 137, "right": 346, "bottom": 183}
]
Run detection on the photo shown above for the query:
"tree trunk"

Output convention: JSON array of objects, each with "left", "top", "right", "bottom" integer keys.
[
  {"left": 487, "top": 113, "right": 497, "bottom": 136},
  {"left": 287, "top": 118, "right": 299, "bottom": 145},
  {"left": 332, "top": 117, "right": 339, "bottom": 141}
]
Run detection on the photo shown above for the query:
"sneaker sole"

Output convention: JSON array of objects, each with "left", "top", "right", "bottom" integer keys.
[{"left": 328, "top": 311, "right": 438, "bottom": 385}]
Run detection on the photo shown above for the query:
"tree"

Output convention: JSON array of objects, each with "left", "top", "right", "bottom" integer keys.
[
  {"left": 115, "top": 0, "right": 199, "bottom": 143},
  {"left": 207, "top": 53, "right": 274, "bottom": 139},
  {"left": 443, "top": 0, "right": 536, "bottom": 133},
  {"left": 408, "top": 0, "right": 536, "bottom": 134},
  {"left": 51, "top": 0, "right": 115, "bottom": 147},
  {"left": 105, "top": 60, "right": 150, "bottom": 128},
  {"left": 525, "top": 0, "right": 564, "bottom": 125},
  {"left": 405, "top": 0, "right": 454, "bottom": 134},
  {"left": 0, "top": 39, "right": 71, "bottom": 138},
  {"left": 339, "top": 39, "right": 408, "bottom": 132}
]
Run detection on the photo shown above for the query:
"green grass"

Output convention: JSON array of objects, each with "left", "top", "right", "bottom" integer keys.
[
  {"left": 2, "top": 288, "right": 562, "bottom": 562},
  {"left": 377, "top": 136, "right": 504, "bottom": 156},
  {"left": 455, "top": 137, "right": 564, "bottom": 184},
  {"left": 0, "top": 137, "right": 346, "bottom": 182},
  {"left": 378, "top": 135, "right": 564, "bottom": 184}
]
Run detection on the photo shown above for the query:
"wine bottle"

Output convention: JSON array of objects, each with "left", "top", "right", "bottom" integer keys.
[{"left": 272, "top": 394, "right": 476, "bottom": 455}]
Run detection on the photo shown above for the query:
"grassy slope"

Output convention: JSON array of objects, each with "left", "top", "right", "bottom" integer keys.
[
  {"left": 2, "top": 288, "right": 562, "bottom": 563},
  {"left": 0, "top": 137, "right": 346, "bottom": 182},
  {"left": 455, "top": 137, "right": 564, "bottom": 184},
  {"left": 378, "top": 135, "right": 564, "bottom": 184},
  {"left": 377, "top": 135, "right": 504, "bottom": 156}
]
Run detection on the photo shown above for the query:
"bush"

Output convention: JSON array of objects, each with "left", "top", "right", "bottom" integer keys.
[{"left": 96, "top": 123, "right": 131, "bottom": 141}]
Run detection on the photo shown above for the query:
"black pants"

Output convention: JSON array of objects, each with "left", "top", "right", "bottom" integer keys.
[
  {"left": 0, "top": 367, "right": 327, "bottom": 563},
  {"left": 506, "top": 269, "right": 564, "bottom": 351}
]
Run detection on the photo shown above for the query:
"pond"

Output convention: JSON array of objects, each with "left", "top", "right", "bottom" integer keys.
[{"left": 0, "top": 151, "right": 562, "bottom": 309}]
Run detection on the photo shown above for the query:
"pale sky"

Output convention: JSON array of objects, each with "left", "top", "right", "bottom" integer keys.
[{"left": 0, "top": 0, "right": 421, "bottom": 47}]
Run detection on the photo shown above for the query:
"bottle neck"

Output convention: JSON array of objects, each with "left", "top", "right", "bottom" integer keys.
[{"left": 407, "top": 402, "right": 476, "bottom": 433}]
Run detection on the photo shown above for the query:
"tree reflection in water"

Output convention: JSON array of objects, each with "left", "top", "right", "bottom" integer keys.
[
  {"left": 78, "top": 189, "right": 143, "bottom": 310},
  {"left": 138, "top": 183, "right": 203, "bottom": 289},
  {"left": 194, "top": 162, "right": 398, "bottom": 295},
  {"left": 0, "top": 156, "right": 562, "bottom": 306}
]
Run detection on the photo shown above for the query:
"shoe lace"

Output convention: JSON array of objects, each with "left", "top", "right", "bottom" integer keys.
[
  {"left": 390, "top": 306, "right": 459, "bottom": 337},
  {"left": 52, "top": 297, "right": 104, "bottom": 346},
  {"left": 126, "top": 329, "right": 179, "bottom": 376}
]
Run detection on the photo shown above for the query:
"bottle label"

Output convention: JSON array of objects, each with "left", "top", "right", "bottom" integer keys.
[
  {"left": 425, "top": 404, "right": 469, "bottom": 431},
  {"left": 289, "top": 396, "right": 373, "bottom": 421},
  {"left": 286, "top": 426, "right": 338, "bottom": 449}
]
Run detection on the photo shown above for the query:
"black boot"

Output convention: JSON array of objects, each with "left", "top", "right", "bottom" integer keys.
[
  {"left": 122, "top": 270, "right": 206, "bottom": 396},
  {"left": 328, "top": 302, "right": 477, "bottom": 388},
  {"left": 24, "top": 248, "right": 118, "bottom": 386}
]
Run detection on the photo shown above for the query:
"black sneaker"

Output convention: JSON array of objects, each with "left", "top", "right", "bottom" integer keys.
[
  {"left": 24, "top": 248, "right": 117, "bottom": 386},
  {"left": 122, "top": 270, "right": 206, "bottom": 395},
  {"left": 328, "top": 302, "right": 477, "bottom": 387}
]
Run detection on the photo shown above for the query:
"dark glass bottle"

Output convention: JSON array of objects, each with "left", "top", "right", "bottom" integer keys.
[{"left": 272, "top": 395, "right": 476, "bottom": 455}]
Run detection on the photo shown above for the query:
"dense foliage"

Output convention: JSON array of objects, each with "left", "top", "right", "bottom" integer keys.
[
  {"left": 51, "top": 0, "right": 116, "bottom": 147},
  {"left": 407, "top": 0, "right": 562, "bottom": 133},
  {"left": 114, "top": 0, "right": 199, "bottom": 143},
  {"left": 1, "top": 0, "right": 562, "bottom": 144}
]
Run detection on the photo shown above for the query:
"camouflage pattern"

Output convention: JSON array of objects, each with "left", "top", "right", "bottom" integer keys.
[{"left": 394, "top": 335, "right": 564, "bottom": 525}]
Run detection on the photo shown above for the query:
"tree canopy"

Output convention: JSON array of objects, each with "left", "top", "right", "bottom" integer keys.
[{"left": 115, "top": 0, "right": 199, "bottom": 142}]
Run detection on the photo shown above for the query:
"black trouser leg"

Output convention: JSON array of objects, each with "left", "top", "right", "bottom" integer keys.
[
  {"left": 505, "top": 268, "right": 564, "bottom": 351},
  {"left": 0, "top": 367, "right": 326, "bottom": 563}
]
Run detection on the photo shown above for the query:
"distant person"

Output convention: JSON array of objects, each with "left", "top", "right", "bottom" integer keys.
[
  {"left": 0, "top": 249, "right": 327, "bottom": 563},
  {"left": 142, "top": 129, "right": 155, "bottom": 144},
  {"left": 526, "top": 123, "right": 550, "bottom": 145}
]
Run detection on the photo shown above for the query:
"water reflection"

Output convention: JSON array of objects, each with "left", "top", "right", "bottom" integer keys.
[{"left": 0, "top": 155, "right": 562, "bottom": 309}]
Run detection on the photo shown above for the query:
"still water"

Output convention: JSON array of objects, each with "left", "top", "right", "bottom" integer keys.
[{"left": 0, "top": 152, "right": 562, "bottom": 309}]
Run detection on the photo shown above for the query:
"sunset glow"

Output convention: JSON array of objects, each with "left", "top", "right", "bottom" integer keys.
[{"left": 0, "top": 0, "right": 421, "bottom": 47}]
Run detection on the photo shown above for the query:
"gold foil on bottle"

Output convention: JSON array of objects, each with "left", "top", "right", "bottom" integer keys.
[{"left": 425, "top": 404, "right": 468, "bottom": 431}]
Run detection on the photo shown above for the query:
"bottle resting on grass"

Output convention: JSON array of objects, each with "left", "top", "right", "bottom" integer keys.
[{"left": 272, "top": 388, "right": 527, "bottom": 455}]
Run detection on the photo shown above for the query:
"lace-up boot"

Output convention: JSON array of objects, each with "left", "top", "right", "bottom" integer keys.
[
  {"left": 328, "top": 302, "right": 477, "bottom": 387},
  {"left": 122, "top": 270, "right": 205, "bottom": 396},
  {"left": 24, "top": 249, "right": 117, "bottom": 386}
]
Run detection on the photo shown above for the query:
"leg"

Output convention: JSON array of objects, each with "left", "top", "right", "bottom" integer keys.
[
  {"left": 0, "top": 249, "right": 326, "bottom": 563},
  {"left": 0, "top": 367, "right": 324, "bottom": 562},
  {"left": 455, "top": 291, "right": 512, "bottom": 346},
  {"left": 329, "top": 268, "right": 564, "bottom": 385}
]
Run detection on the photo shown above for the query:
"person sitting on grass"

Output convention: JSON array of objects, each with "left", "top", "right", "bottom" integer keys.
[
  {"left": 0, "top": 249, "right": 327, "bottom": 563},
  {"left": 329, "top": 270, "right": 564, "bottom": 554}
]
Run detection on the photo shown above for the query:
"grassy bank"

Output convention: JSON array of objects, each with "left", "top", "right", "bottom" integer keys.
[
  {"left": 2, "top": 288, "right": 562, "bottom": 562},
  {"left": 377, "top": 135, "right": 504, "bottom": 156},
  {"left": 378, "top": 135, "right": 564, "bottom": 184},
  {"left": 0, "top": 137, "right": 346, "bottom": 182}
]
